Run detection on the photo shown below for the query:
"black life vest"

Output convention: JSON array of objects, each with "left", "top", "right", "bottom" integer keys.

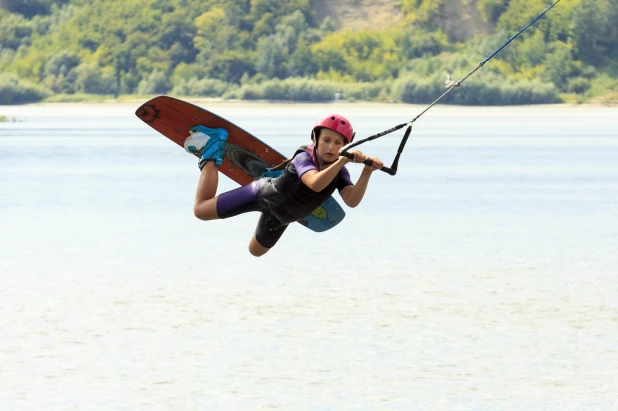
[{"left": 258, "top": 145, "right": 343, "bottom": 225}]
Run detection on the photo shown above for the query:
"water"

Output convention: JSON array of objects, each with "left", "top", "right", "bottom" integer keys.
[{"left": 1, "top": 102, "right": 617, "bottom": 410}]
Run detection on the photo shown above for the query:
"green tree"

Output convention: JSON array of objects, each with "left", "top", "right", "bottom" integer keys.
[
  {"left": 1, "top": 0, "right": 69, "bottom": 17},
  {"left": 478, "top": 0, "right": 510, "bottom": 24},
  {"left": 399, "top": 29, "right": 446, "bottom": 59},
  {"left": 205, "top": 51, "right": 256, "bottom": 83},
  {"left": 250, "top": 0, "right": 313, "bottom": 22},
  {"left": 137, "top": 70, "right": 171, "bottom": 95},
  {"left": 160, "top": 9, "right": 198, "bottom": 66},
  {"left": 496, "top": 0, "right": 546, "bottom": 33},
  {"left": 311, "top": 44, "right": 347, "bottom": 74},
  {"left": 118, "top": 71, "right": 140, "bottom": 94},
  {"left": 275, "top": 10, "right": 310, "bottom": 52},
  {"left": 255, "top": 37, "right": 289, "bottom": 78},
  {"left": 608, "top": 1, "right": 618, "bottom": 59},
  {"left": 542, "top": 41, "right": 574, "bottom": 90},
  {"left": 0, "top": 13, "right": 33, "bottom": 49},
  {"left": 572, "top": 0, "right": 609, "bottom": 66},
  {"left": 74, "top": 64, "right": 119, "bottom": 95},
  {"left": 0, "top": 73, "right": 49, "bottom": 104},
  {"left": 513, "top": 29, "right": 547, "bottom": 68},
  {"left": 252, "top": 12, "right": 275, "bottom": 37},
  {"left": 287, "top": 37, "right": 317, "bottom": 77},
  {"left": 41, "top": 51, "right": 80, "bottom": 92},
  {"left": 194, "top": 8, "right": 232, "bottom": 53}
]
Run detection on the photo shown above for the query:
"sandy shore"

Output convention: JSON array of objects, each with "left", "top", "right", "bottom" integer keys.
[{"left": 1, "top": 98, "right": 617, "bottom": 122}]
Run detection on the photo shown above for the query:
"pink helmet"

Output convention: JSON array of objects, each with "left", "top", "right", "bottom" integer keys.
[{"left": 311, "top": 113, "right": 355, "bottom": 144}]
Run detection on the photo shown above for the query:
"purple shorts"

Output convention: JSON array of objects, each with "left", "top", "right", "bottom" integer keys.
[
  {"left": 216, "top": 180, "right": 288, "bottom": 248},
  {"left": 216, "top": 180, "right": 261, "bottom": 218}
]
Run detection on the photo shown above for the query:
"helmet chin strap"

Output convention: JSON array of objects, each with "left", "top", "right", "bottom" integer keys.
[{"left": 312, "top": 130, "right": 325, "bottom": 170}]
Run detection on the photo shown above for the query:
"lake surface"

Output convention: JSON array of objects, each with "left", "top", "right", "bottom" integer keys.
[{"left": 1, "top": 102, "right": 617, "bottom": 410}]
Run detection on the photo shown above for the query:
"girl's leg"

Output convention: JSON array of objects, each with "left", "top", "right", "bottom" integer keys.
[
  {"left": 248, "top": 214, "right": 288, "bottom": 257},
  {"left": 185, "top": 125, "right": 228, "bottom": 221},
  {"left": 194, "top": 162, "right": 219, "bottom": 220},
  {"left": 248, "top": 234, "right": 270, "bottom": 257}
]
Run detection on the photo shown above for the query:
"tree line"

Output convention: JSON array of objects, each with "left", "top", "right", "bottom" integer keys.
[{"left": 1, "top": 0, "right": 617, "bottom": 105}]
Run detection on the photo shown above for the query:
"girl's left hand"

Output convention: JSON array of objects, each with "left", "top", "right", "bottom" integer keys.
[
  {"left": 344, "top": 150, "right": 383, "bottom": 171},
  {"left": 365, "top": 156, "right": 383, "bottom": 171}
]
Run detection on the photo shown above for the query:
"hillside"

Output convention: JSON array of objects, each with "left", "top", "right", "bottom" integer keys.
[
  {"left": 313, "top": 0, "right": 405, "bottom": 31},
  {"left": 315, "top": 0, "right": 493, "bottom": 41},
  {"left": 1, "top": 0, "right": 617, "bottom": 105}
]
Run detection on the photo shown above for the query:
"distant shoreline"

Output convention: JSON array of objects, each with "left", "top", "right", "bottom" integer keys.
[{"left": 2, "top": 97, "right": 617, "bottom": 109}]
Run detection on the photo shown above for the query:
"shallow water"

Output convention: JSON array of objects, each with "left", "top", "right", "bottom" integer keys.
[{"left": 1, "top": 102, "right": 617, "bottom": 410}]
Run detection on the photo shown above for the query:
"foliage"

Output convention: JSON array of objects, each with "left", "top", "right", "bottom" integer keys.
[
  {"left": 0, "top": 0, "right": 616, "bottom": 104},
  {"left": 393, "top": 72, "right": 560, "bottom": 105},
  {"left": 1, "top": 0, "right": 70, "bottom": 18},
  {"left": 567, "top": 77, "right": 591, "bottom": 94},
  {"left": 587, "top": 73, "right": 618, "bottom": 99},
  {"left": 172, "top": 77, "right": 233, "bottom": 97},
  {"left": 311, "top": 28, "right": 416, "bottom": 82},
  {"left": 0, "top": 73, "right": 50, "bottom": 104},
  {"left": 400, "top": 0, "right": 447, "bottom": 28},
  {"left": 477, "top": 0, "right": 510, "bottom": 24},
  {"left": 0, "top": 13, "right": 34, "bottom": 49},
  {"left": 137, "top": 70, "right": 172, "bottom": 95},
  {"left": 43, "top": 93, "right": 115, "bottom": 102},
  {"left": 339, "top": 81, "right": 392, "bottom": 102},
  {"left": 233, "top": 77, "right": 336, "bottom": 101},
  {"left": 572, "top": 0, "right": 618, "bottom": 66}
]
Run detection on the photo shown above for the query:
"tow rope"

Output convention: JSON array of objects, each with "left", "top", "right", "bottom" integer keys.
[{"left": 340, "top": 0, "right": 562, "bottom": 175}]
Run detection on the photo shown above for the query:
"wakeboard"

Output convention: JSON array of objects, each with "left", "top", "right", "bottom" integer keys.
[{"left": 135, "top": 95, "right": 345, "bottom": 232}]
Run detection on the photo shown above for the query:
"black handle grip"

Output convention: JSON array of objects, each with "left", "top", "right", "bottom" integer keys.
[{"left": 339, "top": 151, "right": 396, "bottom": 175}]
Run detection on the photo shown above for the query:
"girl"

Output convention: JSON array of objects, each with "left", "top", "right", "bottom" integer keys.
[{"left": 183, "top": 113, "right": 383, "bottom": 257}]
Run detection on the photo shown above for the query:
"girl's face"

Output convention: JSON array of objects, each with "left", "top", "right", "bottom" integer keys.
[{"left": 316, "top": 128, "right": 346, "bottom": 164}]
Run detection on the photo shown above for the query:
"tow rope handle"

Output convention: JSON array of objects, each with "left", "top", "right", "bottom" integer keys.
[
  {"left": 339, "top": 150, "right": 396, "bottom": 175},
  {"left": 339, "top": 123, "right": 413, "bottom": 176}
]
